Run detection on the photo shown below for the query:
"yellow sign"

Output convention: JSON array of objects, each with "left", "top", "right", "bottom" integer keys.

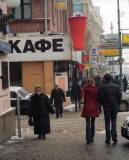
[
  {"left": 123, "top": 34, "right": 129, "bottom": 47},
  {"left": 101, "top": 49, "right": 119, "bottom": 56},
  {"left": 84, "top": 64, "right": 90, "bottom": 70},
  {"left": 56, "top": 0, "right": 67, "bottom": 10}
]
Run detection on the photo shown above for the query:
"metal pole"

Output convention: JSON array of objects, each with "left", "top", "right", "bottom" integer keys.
[
  {"left": 17, "top": 94, "right": 21, "bottom": 138},
  {"left": 44, "top": 0, "right": 47, "bottom": 36},
  {"left": 117, "top": 0, "right": 122, "bottom": 88},
  {"left": 66, "top": 0, "right": 69, "bottom": 33}
]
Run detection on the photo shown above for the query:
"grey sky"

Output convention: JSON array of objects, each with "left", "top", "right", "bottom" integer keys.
[{"left": 92, "top": 0, "right": 129, "bottom": 34}]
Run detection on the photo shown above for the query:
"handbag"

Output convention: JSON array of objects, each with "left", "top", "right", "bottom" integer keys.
[
  {"left": 80, "top": 89, "right": 84, "bottom": 104},
  {"left": 28, "top": 117, "right": 34, "bottom": 126}
]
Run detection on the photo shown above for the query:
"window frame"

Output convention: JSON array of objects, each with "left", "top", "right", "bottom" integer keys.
[{"left": 14, "top": 0, "right": 32, "bottom": 20}]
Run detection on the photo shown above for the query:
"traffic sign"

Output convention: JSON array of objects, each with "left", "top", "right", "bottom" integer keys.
[
  {"left": 100, "top": 49, "right": 119, "bottom": 56},
  {"left": 101, "top": 34, "right": 118, "bottom": 42},
  {"left": 123, "top": 34, "right": 129, "bottom": 48}
]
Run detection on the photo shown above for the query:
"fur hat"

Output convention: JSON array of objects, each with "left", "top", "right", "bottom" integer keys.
[{"left": 34, "top": 85, "right": 42, "bottom": 92}]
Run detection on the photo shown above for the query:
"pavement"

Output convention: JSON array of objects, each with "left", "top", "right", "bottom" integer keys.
[{"left": 0, "top": 108, "right": 129, "bottom": 160}]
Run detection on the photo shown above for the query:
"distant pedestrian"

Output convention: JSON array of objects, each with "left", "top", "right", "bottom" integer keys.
[
  {"left": 80, "top": 78, "right": 99, "bottom": 144},
  {"left": 123, "top": 75, "right": 128, "bottom": 92},
  {"left": 50, "top": 83, "right": 66, "bottom": 119},
  {"left": 112, "top": 75, "right": 120, "bottom": 88},
  {"left": 71, "top": 80, "right": 81, "bottom": 111},
  {"left": 28, "top": 86, "right": 55, "bottom": 140},
  {"left": 81, "top": 78, "right": 87, "bottom": 87},
  {"left": 95, "top": 75, "right": 102, "bottom": 113},
  {"left": 98, "top": 74, "right": 122, "bottom": 144}
]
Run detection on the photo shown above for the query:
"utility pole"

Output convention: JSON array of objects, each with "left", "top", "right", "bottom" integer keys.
[
  {"left": 117, "top": 0, "right": 122, "bottom": 88},
  {"left": 44, "top": 0, "right": 47, "bottom": 36},
  {"left": 110, "top": 22, "right": 114, "bottom": 73}
]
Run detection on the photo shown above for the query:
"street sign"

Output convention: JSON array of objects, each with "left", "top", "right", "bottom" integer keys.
[
  {"left": 122, "top": 34, "right": 129, "bottom": 48},
  {"left": 92, "top": 49, "right": 96, "bottom": 56},
  {"left": 101, "top": 34, "right": 118, "bottom": 42},
  {"left": 100, "top": 49, "right": 119, "bottom": 56},
  {"left": 108, "top": 61, "right": 117, "bottom": 65},
  {"left": 99, "top": 42, "right": 119, "bottom": 49},
  {"left": 117, "top": 57, "right": 125, "bottom": 64}
]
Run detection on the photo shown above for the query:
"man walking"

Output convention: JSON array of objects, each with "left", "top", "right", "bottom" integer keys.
[
  {"left": 98, "top": 74, "right": 122, "bottom": 144},
  {"left": 50, "top": 83, "right": 66, "bottom": 119},
  {"left": 71, "top": 80, "right": 81, "bottom": 111}
]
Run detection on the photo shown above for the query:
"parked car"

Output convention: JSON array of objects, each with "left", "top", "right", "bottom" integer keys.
[
  {"left": 121, "top": 116, "right": 129, "bottom": 140},
  {"left": 119, "top": 90, "right": 129, "bottom": 112},
  {"left": 10, "top": 87, "right": 32, "bottom": 115}
]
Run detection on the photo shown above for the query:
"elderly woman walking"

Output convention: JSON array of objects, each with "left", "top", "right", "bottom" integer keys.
[
  {"left": 28, "top": 86, "right": 55, "bottom": 140},
  {"left": 80, "top": 78, "right": 99, "bottom": 144}
]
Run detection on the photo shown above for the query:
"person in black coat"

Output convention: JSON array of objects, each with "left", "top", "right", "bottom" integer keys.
[
  {"left": 50, "top": 83, "right": 66, "bottom": 119},
  {"left": 112, "top": 75, "right": 120, "bottom": 88},
  {"left": 28, "top": 86, "right": 55, "bottom": 140},
  {"left": 95, "top": 75, "right": 102, "bottom": 113},
  {"left": 123, "top": 75, "right": 128, "bottom": 92},
  {"left": 98, "top": 74, "right": 122, "bottom": 144},
  {"left": 71, "top": 80, "right": 81, "bottom": 111}
]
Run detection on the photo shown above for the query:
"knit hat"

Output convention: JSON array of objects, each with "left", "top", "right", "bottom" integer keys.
[{"left": 34, "top": 85, "right": 42, "bottom": 92}]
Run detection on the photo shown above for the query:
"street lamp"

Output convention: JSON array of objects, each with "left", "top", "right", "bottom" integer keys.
[{"left": 0, "top": 0, "right": 20, "bottom": 34}]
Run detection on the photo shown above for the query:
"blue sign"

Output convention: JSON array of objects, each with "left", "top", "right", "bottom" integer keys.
[
  {"left": 92, "top": 49, "right": 96, "bottom": 56},
  {"left": 0, "top": 40, "right": 11, "bottom": 54}
]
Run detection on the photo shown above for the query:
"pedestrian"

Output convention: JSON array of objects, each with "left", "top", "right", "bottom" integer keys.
[
  {"left": 112, "top": 75, "right": 120, "bottom": 88},
  {"left": 80, "top": 78, "right": 99, "bottom": 144},
  {"left": 28, "top": 86, "right": 55, "bottom": 140},
  {"left": 71, "top": 80, "right": 81, "bottom": 111},
  {"left": 81, "top": 78, "right": 87, "bottom": 88},
  {"left": 95, "top": 75, "right": 102, "bottom": 113},
  {"left": 123, "top": 75, "right": 128, "bottom": 92},
  {"left": 98, "top": 74, "right": 122, "bottom": 144},
  {"left": 50, "top": 83, "right": 66, "bottom": 119}
]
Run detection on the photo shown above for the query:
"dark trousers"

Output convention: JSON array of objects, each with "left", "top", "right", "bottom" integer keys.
[
  {"left": 75, "top": 98, "right": 81, "bottom": 110},
  {"left": 124, "top": 86, "right": 127, "bottom": 92},
  {"left": 86, "top": 118, "right": 95, "bottom": 142},
  {"left": 103, "top": 106, "right": 118, "bottom": 141},
  {"left": 97, "top": 102, "right": 102, "bottom": 113},
  {"left": 55, "top": 105, "right": 63, "bottom": 117}
]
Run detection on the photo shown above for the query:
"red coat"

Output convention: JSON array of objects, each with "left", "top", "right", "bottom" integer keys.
[{"left": 81, "top": 86, "right": 99, "bottom": 118}]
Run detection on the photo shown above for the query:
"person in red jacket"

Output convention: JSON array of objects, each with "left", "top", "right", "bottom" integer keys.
[{"left": 80, "top": 78, "right": 99, "bottom": 144}]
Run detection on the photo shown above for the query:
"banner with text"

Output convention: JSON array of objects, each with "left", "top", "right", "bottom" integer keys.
[{"left": 56, "top": 0, "right": 67, "bottom": 10}]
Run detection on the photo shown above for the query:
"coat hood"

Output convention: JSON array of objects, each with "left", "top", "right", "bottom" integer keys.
[{"left": 84, "top": 86, "right": 97, "bottom": 94}]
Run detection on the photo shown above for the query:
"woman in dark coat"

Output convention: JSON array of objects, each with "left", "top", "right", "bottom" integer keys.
[
  {"left": 28, "top": 86, "right": 55, "bottom": 139},
  {"left": 80, "top": 78, "right": 99, "bottom": 144}
]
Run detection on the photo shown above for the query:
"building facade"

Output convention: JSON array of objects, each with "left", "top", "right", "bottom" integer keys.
[
  {"left": 0, "top": 0, "right": 16, "bottom": 143},
  {"left": 8, "top": 0, "right": 80, "bottom": 94},
  {"left": 81, "top": 0, "right": 104, "bottom": 78}
]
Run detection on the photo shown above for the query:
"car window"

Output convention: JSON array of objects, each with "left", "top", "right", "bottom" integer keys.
[
  {"left": 17, "top": 88, "right": 28, "bottom": 98},
  {"left": 10, "top": 92, "right": 17, "bottom": 98}
]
